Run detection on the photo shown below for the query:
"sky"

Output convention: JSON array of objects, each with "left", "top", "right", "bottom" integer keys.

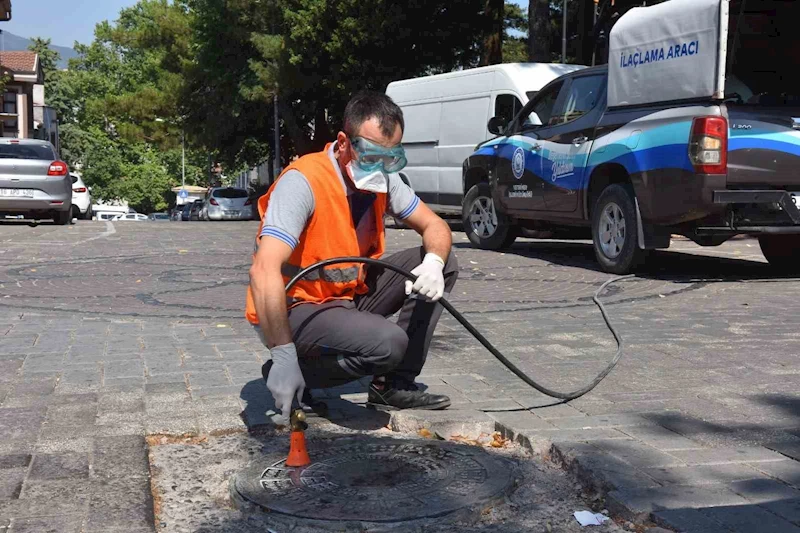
[
  {"left": 4, "top": 0, "right": 529, "bottom": 48},
  {"left": 3, "top": 0, "right": 139, "bottom": 47}
]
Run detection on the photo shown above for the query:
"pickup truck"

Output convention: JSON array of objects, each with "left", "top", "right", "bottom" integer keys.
[{"left": 461, "top": 0, "right": 800, "bottom": 273}]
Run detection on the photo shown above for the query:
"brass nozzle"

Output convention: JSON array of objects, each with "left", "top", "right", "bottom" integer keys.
[{"left": 290, "top": 408, "right": 307, "bottom": 431}]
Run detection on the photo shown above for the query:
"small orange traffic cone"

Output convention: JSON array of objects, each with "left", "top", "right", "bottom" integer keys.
[{"left": 286, "top": 409, "right": 311, "bottom": 467}]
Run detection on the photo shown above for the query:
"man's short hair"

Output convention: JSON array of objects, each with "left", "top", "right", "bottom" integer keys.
[{"left": 343, "top": 91, "right": 405, "bottom": 140}]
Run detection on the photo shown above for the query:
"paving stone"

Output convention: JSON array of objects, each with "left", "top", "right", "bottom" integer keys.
[
  {"left": 751, "top": 460, "right": 800, "bottom": 489},
  {"left": 703, "top": 504, "right": 800, "bottom": 533},
  {"left": 619, "top": 425, "right": 704, "bottom": 451},
  {"left": 0, "top": 455, "right": 30, "bottom": 470},
  {"left": 552, "top": 413, "right": 659, "bottom": 430},
  {"left": 654, "top": 509, "right": 736, "bottom": 532},
  {"left": 669, "top": 447, "right": 789, "bottom": 465},
  {"left": 766, "top": 441, "right": 800, "bottom": 462},
  {"left": 0, "top": 408, "right": 45, "bottom": 440},
  {"left": 103, "top": 360, "right": 144, "bottom": 379},
  {"left": 93, "top": 435, "right": 148, "bottom": 475},
  {"left": 186, "top": 371, "right": 231, "bottom": 389},
  {"left": 28, "top": 452, "right": 89, "bottom": 480},
  {"left": 0, "top": 468, "right": 25, "bottom": 499},
  {"left": 591, "top": 439, "right": 685, "bottom": 468},
  {"left": 728, "top": 478, "right": 800, "bottom": 504},
  {"left": 44, "top": 404, "right": 97, "bottom": 427},
  {"left": 608, "top": 486, "right": 749, "bottom": 522},
  {"left": 18, "top": 479, "right": 92, "bottom": 506},
  {"left": 762, "top": 499, "right": 800, "bottom": 526},
  {"left": 5, "top": 515, "right": 84, "bottom": 533},
  {"left": 643, "top": 464, "right": 766, "bottom": 486},
  {"left": 488, "top": 410, "right": 556, "bottom": 431}
]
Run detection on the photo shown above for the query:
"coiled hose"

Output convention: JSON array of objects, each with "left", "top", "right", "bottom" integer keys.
[{"left": 286, "top": 257, "right": 633, "bottom": 410}]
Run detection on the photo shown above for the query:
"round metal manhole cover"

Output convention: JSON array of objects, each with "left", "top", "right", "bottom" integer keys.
[{"left": 231, "top": 437, "right": 517, "bottom": 527}]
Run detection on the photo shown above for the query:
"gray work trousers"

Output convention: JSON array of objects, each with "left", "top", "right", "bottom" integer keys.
[{"left": 258, "top": 247, "right": 458, "bottom": 389}]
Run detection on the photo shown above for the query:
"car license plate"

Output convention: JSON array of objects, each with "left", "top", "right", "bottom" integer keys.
[
  {"left": 225, "top": 210, "right": 240, "bottom": 216},
  {"left": 0, "top": 188, "right": 34, "bottom": 198}
]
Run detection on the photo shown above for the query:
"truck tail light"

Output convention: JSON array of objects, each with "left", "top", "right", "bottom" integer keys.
[
  {"left": 689, "top": 116, "right": 727, "bottom": 174},
  {"left": 48, "top": 161, "right": 68, "bottom": 176},
  {"left": 209, "top": 198, "right": 219, "bottom": 206}
]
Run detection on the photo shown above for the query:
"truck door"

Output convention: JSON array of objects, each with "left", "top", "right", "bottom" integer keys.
[
  {"left": 494, "top": 80, "right": 568, "bottom": 213},
  {"left": 536, "top": 73, "right": 606, "bottom": 213}
]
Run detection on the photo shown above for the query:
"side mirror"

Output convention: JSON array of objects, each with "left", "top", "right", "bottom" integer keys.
[{"left": 487, "top": 116, "right": 507, "bottom": 136}]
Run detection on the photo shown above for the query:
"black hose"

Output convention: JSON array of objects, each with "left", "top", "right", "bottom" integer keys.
[{"left": 286, "top": 257, "right": 633, "bottom": 407}]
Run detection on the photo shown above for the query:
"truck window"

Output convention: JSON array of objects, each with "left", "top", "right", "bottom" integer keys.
[
  {"left": 494, "top": 94, "right": 524, "bottom": 126},
  {"left": 553, "top": 75, "right": 605, "bottom": 125},
  {"left": 529, "top": 81, "right": 565, "bottom": 128}
]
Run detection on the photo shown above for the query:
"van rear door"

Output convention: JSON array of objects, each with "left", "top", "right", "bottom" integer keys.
[{"left": 725, "top": 0, "right": 800, "bottom": 193}]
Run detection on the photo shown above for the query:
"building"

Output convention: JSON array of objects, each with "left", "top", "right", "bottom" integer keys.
[
  {"left": 0, "top": 0, "right": 10, "bottom": 22},
  {"left": 0, "top": 51, "right": 59, "bottom": 149}
]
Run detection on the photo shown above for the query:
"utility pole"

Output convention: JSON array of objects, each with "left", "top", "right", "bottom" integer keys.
[
  {"left": 562, "top": 0, "right": 568, "bottom": 63},
  {"left": 181, "top": 129, "right": 185, "bottom": 189}
]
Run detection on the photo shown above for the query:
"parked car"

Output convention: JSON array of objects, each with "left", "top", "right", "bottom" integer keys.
[
  {"left": 203, "top": 187, "right": 253, "bottom": 221},
  {"left": 385, "top": 63, "right": 584, "bottom": 216},
  {"left": 115, "top": 213, "right": 149, "bottom": 221},
  {"left": 70, "top": 173, "right": 92, "bottom": 220},
  {"left": 95, "top": 212, "right": 121, "bottom": 221},
  {"left": 462, "top": 0, "right": 800, "bottom": 273},
  {"left": 148, "top": 212, "right": 170, "bottom": 221},
  {"left": 180, "top": 203, "right": 192, "bottom": 221},
  {"left": 189, "top": 199, "right": 204, "bottom": 221},
  {"left": 0, "top": 139, "right": 72, "bottom": 224}
]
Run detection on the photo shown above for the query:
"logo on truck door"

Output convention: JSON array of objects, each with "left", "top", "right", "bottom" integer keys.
[{"left": 512, "top": 147, "right": 525, "bottom": 180}]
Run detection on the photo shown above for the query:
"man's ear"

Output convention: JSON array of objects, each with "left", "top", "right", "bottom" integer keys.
[{"left": 336, "top": 131, "right": 348, "bottom": 152}]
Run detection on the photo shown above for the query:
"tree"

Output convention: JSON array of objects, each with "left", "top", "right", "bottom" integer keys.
[
  {"left": 503, "top": 2, "right": 528, "bottom": 63},
  {"left": 44, "top": 0, "right": 206, "bottom": 212},
  {"left": 27, "top": 37, "right": 60, "bottom": 83},
  {"left": 528, "top": 0, "right": 551, "bottom": 62},
  {"left": 185, "top": 0, "right": 491, "bottom": 167},
  {"left": 481, "top": 0, "right": 505, "bottom": 65}
]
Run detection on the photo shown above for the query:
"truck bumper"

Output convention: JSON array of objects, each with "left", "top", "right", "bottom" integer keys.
[{"left": 693, "top": 190, "right": 800, "bottom": 235}]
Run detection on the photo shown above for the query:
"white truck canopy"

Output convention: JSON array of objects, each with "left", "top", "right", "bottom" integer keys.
[{"left": 608, "top": 0, "right": 728, "bottom": 108}]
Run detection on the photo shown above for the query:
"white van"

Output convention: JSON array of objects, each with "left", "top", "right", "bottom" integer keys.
[{"left": 386, "top": 63, "right": 586, "bottom": 215}]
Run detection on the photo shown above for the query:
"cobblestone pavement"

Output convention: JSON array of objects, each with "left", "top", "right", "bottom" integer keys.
[{"left": 1, "top": 218, "right": 800, "bottom": 532}]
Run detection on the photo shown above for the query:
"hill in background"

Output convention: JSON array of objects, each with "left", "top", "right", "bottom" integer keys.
[{"left": 0, "top": 30, "right": 78, "bottom": 70}]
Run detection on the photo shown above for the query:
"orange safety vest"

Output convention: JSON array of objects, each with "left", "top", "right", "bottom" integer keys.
[{"left": 245, "top": 143, "right": 387, "bottom": 325}]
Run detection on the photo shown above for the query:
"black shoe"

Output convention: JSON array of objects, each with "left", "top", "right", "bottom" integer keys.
[
  {"left": 261, "top": 360, "right": 329, "bottom": 417},
  {"left": 367, "top": 380, "right": 451, "bottom": 411}
]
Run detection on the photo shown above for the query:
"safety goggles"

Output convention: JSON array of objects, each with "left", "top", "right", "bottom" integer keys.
[{"left": 350, "top": 136, "right": 407, "bottom": 173}]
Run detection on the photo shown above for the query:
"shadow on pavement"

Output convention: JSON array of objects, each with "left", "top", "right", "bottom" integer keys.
[
  {"left": 451, "top": 239, "right": 793, "bottom": 284},
  {"left": 238, "top": 378, "right": 390, "bottom": 432}
]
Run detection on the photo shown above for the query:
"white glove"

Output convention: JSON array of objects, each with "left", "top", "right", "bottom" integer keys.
[
  {"left": 405, "top": 253, "right": 446, "bottom": 302},
  {"left": 266, "top": 343, "right": 306, "bottom": 424}
]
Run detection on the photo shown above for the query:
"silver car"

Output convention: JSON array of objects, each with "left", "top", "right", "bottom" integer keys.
[
  {"left": 0, "top": 139, "right": 72, "bottom": 224},
  {"left": 204, "top": 187, "right": 253, "bottom": 221}
]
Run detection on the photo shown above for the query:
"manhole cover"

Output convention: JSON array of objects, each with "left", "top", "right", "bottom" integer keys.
[{"left": 231, "top": 437, "right": 517, "bottom": 528}]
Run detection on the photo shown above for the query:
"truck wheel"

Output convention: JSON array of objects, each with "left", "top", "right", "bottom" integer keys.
[
  {"left": 462, "top": 183, "right": 517, "bottom": 250},
  {"left": 758, "top": 235, "right": 800, "bottom": 272},
  {"left": 53, "top": 209, "right": 71, "bottom": 226},
  {"left": 591, "top": 184, "right": 645, "bottom": 274}
]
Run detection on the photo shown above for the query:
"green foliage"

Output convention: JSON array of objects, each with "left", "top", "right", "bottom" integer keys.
[
  {"left": 185, "top": 0, "right": 496, "bottom": 166},
  {"left": 45, "top": 0, "right": 205, "bottom": 213},
  {"left": 27, "top": 37, "right": 61, "bottom": 82}
]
